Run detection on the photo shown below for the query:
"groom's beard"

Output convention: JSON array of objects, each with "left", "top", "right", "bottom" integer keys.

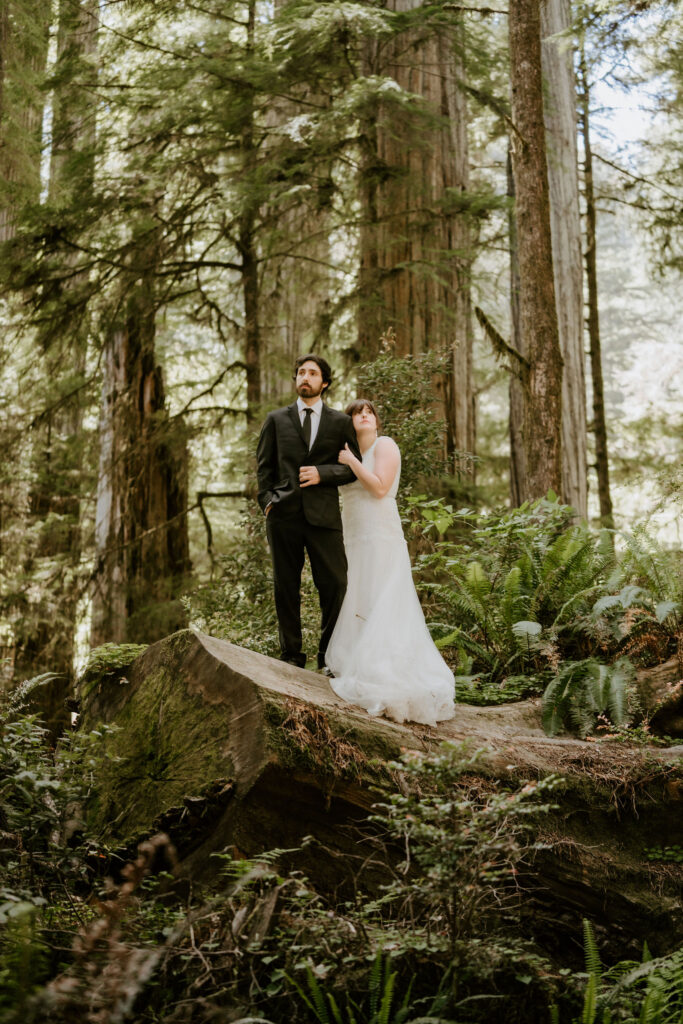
[{"left": 296, "top": 383, "right": 325, "bottom": 399}]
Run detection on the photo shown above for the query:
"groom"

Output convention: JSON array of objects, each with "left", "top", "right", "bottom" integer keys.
[{"left": 256, "top": 354, "right": 360, "bottom": 669}]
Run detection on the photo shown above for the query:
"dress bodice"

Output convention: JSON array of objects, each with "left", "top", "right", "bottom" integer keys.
[{"left": 340, "top": 437, "right": 403, "bottom": 544}]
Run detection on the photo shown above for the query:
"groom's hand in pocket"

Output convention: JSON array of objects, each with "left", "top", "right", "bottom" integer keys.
[{"left": 299, "top": 466, "right": 321, "bottom": 487}]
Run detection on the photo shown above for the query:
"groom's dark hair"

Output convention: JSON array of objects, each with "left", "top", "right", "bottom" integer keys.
[{"left": 293, "top": 353, "right": 333, "bottom": 390}]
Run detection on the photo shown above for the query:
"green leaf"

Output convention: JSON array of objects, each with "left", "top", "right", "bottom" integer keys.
[
  {"left": 512, "top": 620, "right": 542, "bottom": 638},
  {"left": 655, "top": 600, "right": 678, "bottom": 622}
]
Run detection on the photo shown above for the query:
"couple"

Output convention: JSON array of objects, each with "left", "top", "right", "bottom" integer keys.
[{"left": 256, "top": 354, "right": 454, "bottom": 728}]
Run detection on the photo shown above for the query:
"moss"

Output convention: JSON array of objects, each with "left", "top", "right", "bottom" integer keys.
[
  {"left": 86, "top": 663, "right": 237, "bottom": 842},
  {"left": 78, "top": 642, "right": 148, "bottom": 701}
]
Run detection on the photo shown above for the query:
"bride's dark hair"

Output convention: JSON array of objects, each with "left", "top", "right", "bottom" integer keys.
[{"left": 345, "top": 399, "right": 382, "bottom": 432}]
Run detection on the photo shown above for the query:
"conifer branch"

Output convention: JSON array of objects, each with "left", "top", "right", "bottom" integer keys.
[
  {"left": 474, "top": 306, "right": 529, "bottom": 375},
  {"left": 593, "top": 153, "right": 680, "bottom": 203},
  {"left": 176, "top": 363, "right": 248, "bottom": 417}
]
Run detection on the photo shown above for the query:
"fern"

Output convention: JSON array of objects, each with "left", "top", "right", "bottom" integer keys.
[
  {"left": 583, "top": 920, "right": 602, "bottom": 979},
  {"left": 542, "top": 659, "right": 633, "bottom": 738},
  {"left": 595, "top": 943, "right": 683, "bottom": 1024}
]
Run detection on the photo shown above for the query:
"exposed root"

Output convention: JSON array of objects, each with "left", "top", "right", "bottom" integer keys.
[{"left": 280, "top": 698, "right": 369, "bottom": 779}]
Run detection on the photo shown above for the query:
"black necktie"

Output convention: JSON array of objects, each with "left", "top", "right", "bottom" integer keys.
[{"left": 302, "top": 407, "right": 312, "bottom": 449}]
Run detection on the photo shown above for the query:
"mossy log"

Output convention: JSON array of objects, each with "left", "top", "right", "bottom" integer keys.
[
  {"left": 636, "top": 656, "right": 683, "bottom": 735},
  {"left": 80, "top": 629, "right": 683, "bottom": 959}
]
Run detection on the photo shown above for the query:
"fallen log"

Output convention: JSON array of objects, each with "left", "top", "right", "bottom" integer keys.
[
  {"left": 80, "top": 629, "right": 683, "bottom": 960},
  {"left": 636, "top": 655, "right": 683, "bottom": 736}
]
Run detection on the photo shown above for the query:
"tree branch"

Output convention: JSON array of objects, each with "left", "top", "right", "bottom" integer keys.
[
  {"left": 175, "top": 362, "right": 247, "bottom": 417},
  {"left": 474, "top": 306, "right": 529, "bottom": 376},
  {"left": 196, "top": 489, "right": 247, "bottom": 560}
]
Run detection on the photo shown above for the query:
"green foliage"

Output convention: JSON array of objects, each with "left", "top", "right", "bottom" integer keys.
[
  {"left": 184, "top": 507, "right": 280, "bottom": 657},
  {"left": 551, "top": 920, "right": 683, "bottom": 1024},
  {"left": 411, "top": 497, "right": 680, "bottom": 735},
  {"left": 415, "top": 496, "right": 615, "bottom": 697},
  {"left": 355, "top": 344, "right": 454, "bottom": 492},
  {"left": 184, "top": 508, "right": 278, "bottom": 656},
  {"left": 644, "top": 845, "right": 683, "bottom": 864},
  {"left": 591, "top": 526, "right": 683, "bottom": 668},
  {"left": 82, "top": 643, "right": 148, "bottom": 679},
  {"left": 541, "top": 657, "right": 635, "bottom": 738},
  {"left": 289, "top": 952, "right": 417, "bottom": 1024},
  {"left": 0, "top": 906, "right": 49, "bottom": 1020},
  {"left": 371, "top": 744, "right": 558, "bottom": 965},
  {"left": 0, "top": 688, "right": 117, "bottom": 1018}
]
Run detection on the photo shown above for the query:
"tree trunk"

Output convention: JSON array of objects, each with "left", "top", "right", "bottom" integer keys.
[
  {"left": 357, "top": 4, "right": 474, "bottom": 462},
  {"left": 508, "top": 0, "right": 563, "bottom": 500},
  {"left": 0, "top": 0, "right": 51, "bottom": 241},
  {"left": 8, "top": 2, "right": 99, "bottom": 734},
  {"left": 91, "top": 224, "right": 191, "bottom": 647},
  {"left": 578, "top": 43, "right": 614, "bottom": 528},
  {"left": 259, "top": 2, "right": 334, "bottom": 406},
  {"left": 239, "top": 0, "right": 261, "bottom": 421},
  {"left": 541, "top": 0, "right": 588, "bottom": 518},
  {"left": 49, "top": 0, "right": 98, "bottom": 200},
  {"left": 507, "top": 146, "right": 526, "bottom": 507}
]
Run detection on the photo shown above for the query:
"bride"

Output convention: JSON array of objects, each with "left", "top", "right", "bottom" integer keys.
[{"left": 325, "top": 400, "right": 455, "bottom": 727}]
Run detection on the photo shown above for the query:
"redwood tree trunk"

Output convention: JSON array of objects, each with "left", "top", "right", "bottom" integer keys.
[
  {"left": 508, "top": 0, "right": 563, "bottom": 500},
  {"left": 91, "top": 226, "right": 191, "bottom": 647},
  {"left": 357, "top": 3, "right": 474, "bottom": 462},
  {"left": 578, "top": 44, "right": 614, "bottom": 528},
  {"left": 259, "top": 2, "right": 334, "bottom": 405},
  {"left": 507, "top": 146, "right": 526, "bottom": 507},
  {"left": 8, "top": 1, "right": 98, "bottom": 733},
  {"left": 541, "top": 0, "right": 588, "bottom": 517},
  {"left": 239, "top": 0, "right": 261, "bottom": 421}
]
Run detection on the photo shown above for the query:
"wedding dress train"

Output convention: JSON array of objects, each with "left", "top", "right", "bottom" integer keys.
[{"left": 325, "top": 438, "right": 455, "bottom": 727}]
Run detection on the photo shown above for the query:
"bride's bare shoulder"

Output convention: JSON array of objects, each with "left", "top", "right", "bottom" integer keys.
[{"left": 376, "top": 435, "right": 400, "bottom": 454}]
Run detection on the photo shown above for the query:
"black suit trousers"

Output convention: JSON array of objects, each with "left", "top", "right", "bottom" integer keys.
[{"left": 266, "top": 512, "right": 347, "bottom": 667}]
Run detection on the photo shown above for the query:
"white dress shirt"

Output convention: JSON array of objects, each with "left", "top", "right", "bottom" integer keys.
[{"left": 297, "top": 396, "right": 322, "bottom": 450}]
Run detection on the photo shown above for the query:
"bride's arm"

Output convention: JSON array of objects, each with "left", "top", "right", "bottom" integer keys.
[{"left": 338, "top": 437, "right": 400, "bottom": 498}]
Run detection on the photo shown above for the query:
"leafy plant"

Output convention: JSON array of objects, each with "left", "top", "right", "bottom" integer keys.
[
  {"left": 541, "top": 657, "right": 635, "bottom": 738},
  {"left": 289, "top": 952, "right": 418, "bottom": 1024},
  {"left": 551, "top": 920, "right": 683, "bottom": 1024},
  {"left": 414, "top": 496, "right": 616, "bottom": 695},
  {"left": 354, "top": 340, "right": 455, "bottom": 492},
  {"left": 371, "top": 744, "right": 558, "bottom": 972}
]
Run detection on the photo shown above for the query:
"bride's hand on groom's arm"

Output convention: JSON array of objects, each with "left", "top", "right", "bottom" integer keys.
[{"left": 338, "top": 443, "right": 357, "bottom": 467}]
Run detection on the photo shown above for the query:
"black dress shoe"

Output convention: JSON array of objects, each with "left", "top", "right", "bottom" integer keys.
[
  {"left": 281, "top": 654, "right": 306, "bottom": 668},
  {"left": 319, "top": 666, "right": 335, "bottom": 678}
]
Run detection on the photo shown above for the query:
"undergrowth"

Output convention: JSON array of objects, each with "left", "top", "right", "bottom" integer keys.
[{"left": 412, "top": 496, "right": 681, "bottom": 737}]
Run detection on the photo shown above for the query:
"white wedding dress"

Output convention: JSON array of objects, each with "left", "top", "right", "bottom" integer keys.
[{"left": 325, "top": 437, "right": 455, "bottom": 727}]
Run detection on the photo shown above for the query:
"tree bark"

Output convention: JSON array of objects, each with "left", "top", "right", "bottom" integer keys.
[
  {"left": 259, "top": 1, "right": 334, "bottom": 406},
  {"left": 508, "top": 0, "right": 563, "bottom": 500},
  {"left": 91, "top": 219, "right": 191, "bottom": 647},
  {"left": 540, "top": 0, "right": 588, "bottom": 518},
  {"left": 49, "top": 0, "right": 98, "bottom": 201},
  {"left": 578, "top": 43, "right": 614, "bottom": 528},
  {"left": 357, "top": 3, "right": 474, "bottom": 462},
  {"left": 8, "top": 2, "right": 99, "bottom": 733},
  {"left": 238, "top": 0, "right": 262, "bottom": 422},
  {"left": 507, "top": 146, "right": 526, "bottom": 507}
]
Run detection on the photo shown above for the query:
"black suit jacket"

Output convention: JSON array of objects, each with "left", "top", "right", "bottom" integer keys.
[{"left": 256, "top": 402, "right": 360, "bottom": 529}]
